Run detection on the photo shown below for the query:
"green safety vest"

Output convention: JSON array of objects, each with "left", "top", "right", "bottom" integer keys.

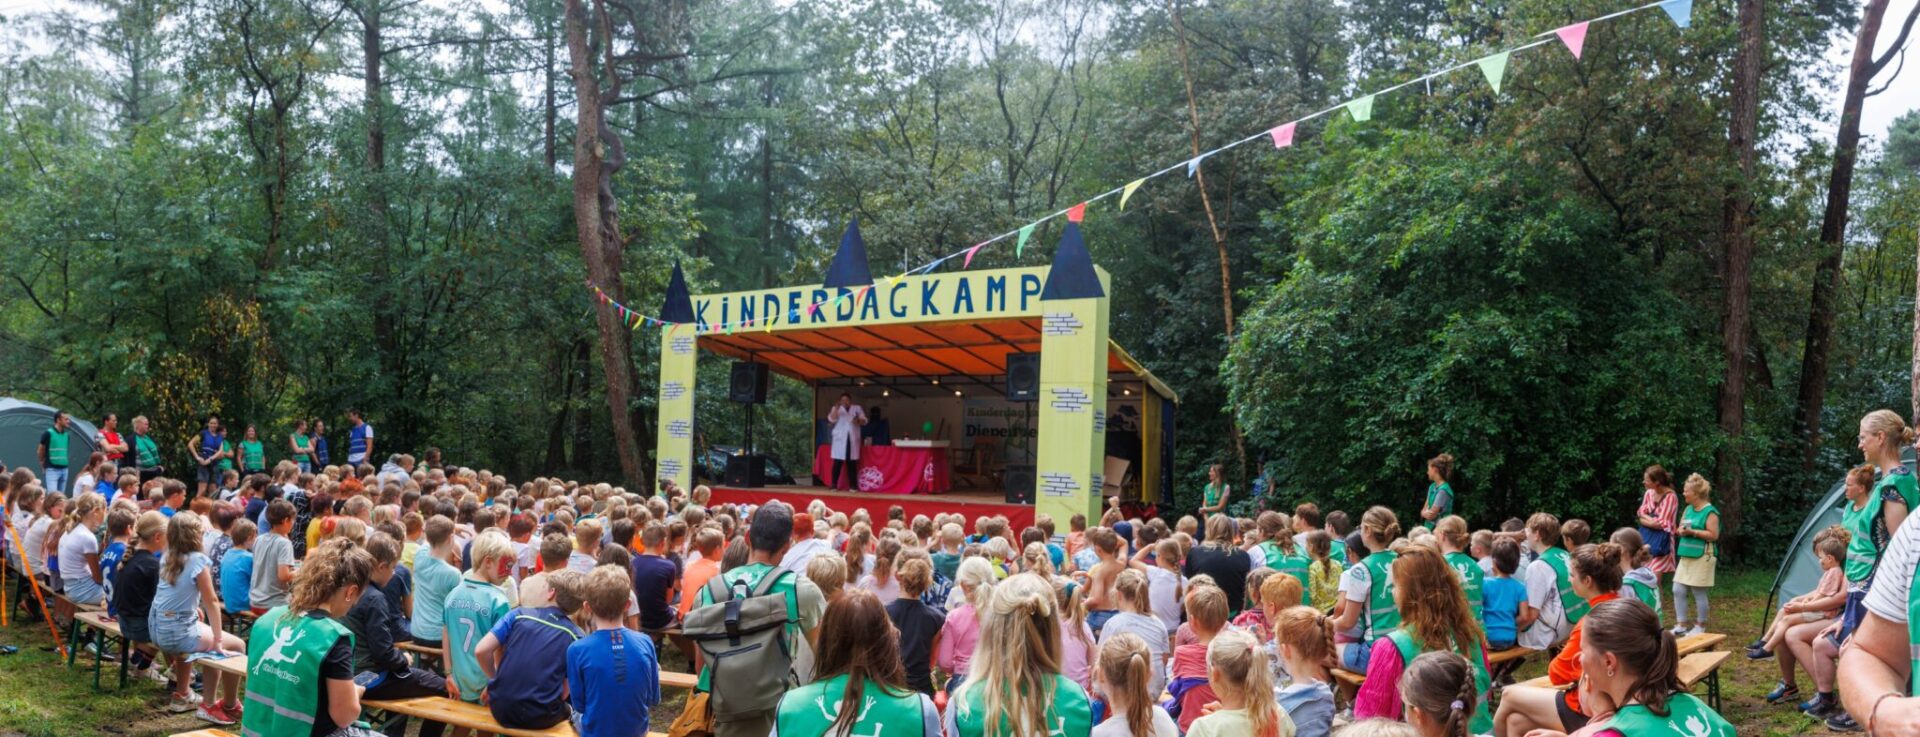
[
  {"left": 1258, "top": 542, "right": 1313, "bottom": 605},
  {"left": 1538, "top": 547, "right": 1589, "bottom": 626},
  {"left": 1676, "top": 504, "right": 1717, "bottom": 559},
  {"left": 1603, "top": 694, "right": 1736, "bottom": 737},
  {"left": 292, "top": 433, "right": 313, "bottom": 463},
  {"left": 951, "top": 673, "right": 1091, "bottom": 737},
  {"left": 218, "top": 440, "right": 235, "bottom": 471},
  {"left": 1387, "top": 629, "right": 1493, "bottom": 735},
  {"left": 1625, "top": 578, "right": 1661, "bottom": 620},
  {"left": 45, "top": 428, "right": 69, "bottom": 466},
  {"left": 135, "top": 434, "right": 160, "bottom": 467},
  {"left": 776, "top": 674, "right": 928, "bottom": 737},
  {"left": 242, "top": 607, "right": 354, "bottom": 737},
  {"left": 1909, "top": 552, "right": 1920, "bottom": 694},
  {"left": 1360, "top": 550, "right": 1399, "bottom": 640},
  {"left": 1424, "top": 482, "right": 1452, "bottom": 529},
  {"left": 1329, "top": 538, "right": 1348, "bottom": 567},
  {"left": 1849, "top": 469, "right": 1919, "bottom": 582},
  {"left": 241, "top": 440, "right": 265, "bottom": 470},
  {"left": 1444, "top": 551, "right": 1484, "bottom": 621}
]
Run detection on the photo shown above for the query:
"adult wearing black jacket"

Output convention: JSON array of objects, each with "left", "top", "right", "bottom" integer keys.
[{"left": 344, "top": 533, "right": 446, "bottom": 737}]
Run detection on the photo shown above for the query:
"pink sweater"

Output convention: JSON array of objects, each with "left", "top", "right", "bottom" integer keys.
[
  {"left": 937, "top": 604, "right": 982, "bottom": 678},
  {"left": 1354, "top": 641, "right": 1490, "bottom": 722}
]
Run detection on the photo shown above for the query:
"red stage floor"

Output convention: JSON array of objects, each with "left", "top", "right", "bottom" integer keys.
[{"left": 706, "top": 485, "right": 1034, "bottom": 531}]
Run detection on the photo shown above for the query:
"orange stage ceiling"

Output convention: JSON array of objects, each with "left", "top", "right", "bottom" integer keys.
[{"left": 696, "top": 316, "right": 1176, "bottom": 401}]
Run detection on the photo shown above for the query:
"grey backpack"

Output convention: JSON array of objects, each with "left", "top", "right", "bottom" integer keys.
[{"left": 684, "top": 568, "right": 800, "bottom": 723}]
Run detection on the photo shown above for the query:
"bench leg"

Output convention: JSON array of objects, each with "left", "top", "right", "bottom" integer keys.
[
  {"left": 66, "top": 617, "right": 79, "bottom": 667},
  {"left": 117, "top": 636, "right": 130, "bottom": 690},
  {"left": 1709, "top": 670, "right": 1721, "bottom": 711}
]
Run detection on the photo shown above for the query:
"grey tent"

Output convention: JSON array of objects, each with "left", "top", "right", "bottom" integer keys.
[
  {"left": 0, "top": 398, "right": 102, "bottom": 495},
  {"left": 1766, "top": 447, "right": 1919, "bottom": 622}
]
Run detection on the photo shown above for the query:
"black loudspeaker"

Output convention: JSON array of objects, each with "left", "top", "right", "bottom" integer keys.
[
  {"left": 724, "top": 454, "right": 767, "bottom": 488},
  {"left": 1005, "top": 353, "right": 1041, "bottom": 401},
  {"left": 1003, "top": 464, "right": 1036, "bottom": 504},
  {"left": 729, "top": 362, "right": 770, "bottom": 404}
]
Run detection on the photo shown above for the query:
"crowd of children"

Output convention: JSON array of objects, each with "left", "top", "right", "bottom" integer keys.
[{"left": 39, "top": 414, "right": 1920, "bottom": 737}]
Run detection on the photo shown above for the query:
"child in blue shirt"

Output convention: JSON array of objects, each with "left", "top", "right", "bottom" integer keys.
[
  {"left": 219, "top": 519, "right": 256, "bottom": 614},
  {"left": 1481, "top": 538, "right": 1532, "bottom": 651},
  {"left": 444, "top": 531, "right": 514, "bottom": 706},
  {"left": 98, "top": 509, "right": 133, "bottom": 614},
  {"left": 477, "top": 569, "right": 586, "bottom": 730},
  {"left": 567, "top": 565, "right": 659, "bottom": 737}
]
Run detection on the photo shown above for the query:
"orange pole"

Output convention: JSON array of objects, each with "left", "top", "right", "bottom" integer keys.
[{"left": 3, "top": 515, "right": 65, "bottom": 658}]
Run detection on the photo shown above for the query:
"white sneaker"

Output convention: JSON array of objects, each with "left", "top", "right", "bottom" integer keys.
[
  {"left": 139, "top": 666, "right": 171, "bottom": 685},
  {"left": 85, "top": 642, "right": 116, "bottom": 662},
  {"left": 1687, "top": 625, "right": 1708, "bottom": 637},
  {"left": 166, "top": 691, "right": 204, "bottom": 713},
  {"left": 1670, "top": 623, "right": 1690, "bottom": 636}
]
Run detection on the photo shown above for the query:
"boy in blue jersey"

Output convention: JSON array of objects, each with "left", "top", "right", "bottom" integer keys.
[
  {"left": 568, "top": 565, "right": 659, "bottom": 737},
  {"left": 443, "top": 530, "right": 513, "bottom": 720},
  {"left": 477, "top": 569, "right": 586, "bottom": 730},
  {"left": 98, "top": 509, "right": 134, "bottom": 613}
]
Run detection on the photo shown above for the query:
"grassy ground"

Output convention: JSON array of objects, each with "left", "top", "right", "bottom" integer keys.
[{"left": 0, "top": 568, "right": 1834, "bottom": 737}]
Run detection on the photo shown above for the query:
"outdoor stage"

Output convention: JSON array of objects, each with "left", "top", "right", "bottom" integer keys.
[{"left": 706, "top": 484, "right": 1036, "bottom": 530}]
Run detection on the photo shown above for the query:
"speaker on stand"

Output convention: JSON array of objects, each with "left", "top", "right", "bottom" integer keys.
[
  {"left": 1003, "top": 353, "right": 1041, "bottom": 504},
  {"left": 730, "top": 362, "right": 771, "bottom": 486},
  {"left": 1003, "top": 464, "right": 1036, "bottom": 505}
]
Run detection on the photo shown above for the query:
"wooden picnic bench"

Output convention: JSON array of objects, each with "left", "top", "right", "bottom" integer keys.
[
  {"left": 397, "top": 640, "right": 444, "bottom": 671},
  {"left": 361, "top": 696, "right": 669, "bottom": 737},
  {"left": 198, "top": 654, "right": 247, "bottom": 685},
  {"left": 71, "top": 610, "right": 136, "bottom": 691},
  {"left": 1511, "top": 631, "right": 1728, "bottom": 691},
  {"left": 169, "top": 730, "right": 238, "bottom": 737}
]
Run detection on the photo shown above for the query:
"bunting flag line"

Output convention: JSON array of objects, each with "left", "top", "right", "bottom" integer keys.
[
  {"left": 1478, "top": 51, "right": 1511, "bottom": 94},
  {"left": 585, "top": 0, "right": 1695, "bottom": 334},
  {"left": 1270, "top": 122, "right": 1296, "bottom": 149},
  {"left": 1555, "top": 22, "right": 1590, "bottom": 58},
  {"left": 1346, "top": 95, "right": 1375, "bottom": 123},
  {"left": 1661, "top": 0, "right": 1691, "bottom": 27}
]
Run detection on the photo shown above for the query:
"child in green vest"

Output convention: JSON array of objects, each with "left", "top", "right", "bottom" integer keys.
[
  {"left": 1573, "top": 599, "right": 1737, "bottom": 737},
  {"left": 773, "top": 590, "right": 938, "bottom": 737},
  {"left": 1331, "top": 506, "right": 1401, "bottom": 673},
  {"left": 1420, "top": 453, "right": 1456, "bottom": 529},
  {"left": 1435, "top": 516, "right": 1484, "bottom": 625},
  {"left": 242, "top": 538, "right": 381, "bottom": 737},
  {"left": 1611, "top": 528, "right": 1662, "bottom": 619},
  {"left": 1670, "top": 474, "right": 1720, "bottom": 636},
  {"left": 946, "top": 573, "right": 1093, "bottom": 737}
]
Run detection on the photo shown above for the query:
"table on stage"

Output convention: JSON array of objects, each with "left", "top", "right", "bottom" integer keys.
[{"left": 813, "top": 440, "right": 953, "bottom": 494}]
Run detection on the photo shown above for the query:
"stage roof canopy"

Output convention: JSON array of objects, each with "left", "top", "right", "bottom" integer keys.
[
  {"left": 698, "top": 317, "right": 1177, "bottom": 402},
  {"left": 677, "top": 263, "right": 1177, "bottom": 404}
]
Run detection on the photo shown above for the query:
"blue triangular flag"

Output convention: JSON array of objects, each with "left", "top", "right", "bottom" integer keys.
[{"left": 1660, "top": 0, "right": 1692, "bottom": 28}]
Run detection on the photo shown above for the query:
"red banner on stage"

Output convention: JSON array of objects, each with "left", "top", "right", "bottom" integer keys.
[{"left": 813, "top": 444, "right": 952, "bottom": 494}]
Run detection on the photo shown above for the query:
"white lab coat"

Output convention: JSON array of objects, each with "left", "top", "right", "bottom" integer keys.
[{"left": 828, "top": 403, "right": 866, "bottom": 461}]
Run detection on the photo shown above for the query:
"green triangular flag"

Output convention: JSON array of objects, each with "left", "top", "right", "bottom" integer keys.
[
  {"left": 1016, "top": 223, "right": 1036, "bottom": 257},
  {"left": 1120, "top": 179, "right": 1146, "bottom": 212},
  {"left": 1346, "top": 95, "right": 1374, "bottom": 123},
  {"left": 1477, "top": 51, "right": 1510, "bottom": 94}
]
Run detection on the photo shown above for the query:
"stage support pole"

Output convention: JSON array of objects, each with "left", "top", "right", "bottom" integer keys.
[
  {"left": 656, "top": 329, "right": 698, "bottom": 492},
  {"left": 1035, "top": 271, "right": 1110, "bottom": 540}
]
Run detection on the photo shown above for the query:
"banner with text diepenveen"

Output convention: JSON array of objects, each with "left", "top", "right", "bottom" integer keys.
[{"left": 690, "top": 266, "right": 1107, "bottom": 332}]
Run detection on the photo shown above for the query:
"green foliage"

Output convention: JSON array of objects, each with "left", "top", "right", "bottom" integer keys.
[{"left": 1226, "top": 131, "right": 1720, "bottom": 525}]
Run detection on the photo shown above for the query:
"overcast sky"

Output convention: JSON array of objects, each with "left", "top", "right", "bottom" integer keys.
[{"left": 1, "top": 0, "right": 1914, "bottom": 142}]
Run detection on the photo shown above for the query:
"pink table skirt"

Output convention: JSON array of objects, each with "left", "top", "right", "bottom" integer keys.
[{"left": 812, "top": 444, "right": 953, "bottom": 494}]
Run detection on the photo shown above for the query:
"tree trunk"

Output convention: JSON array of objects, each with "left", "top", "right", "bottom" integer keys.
[
  {"left": 565, "top": 0, "right": 646, "bottom": 489},
  {"left": 1798, "top": 0, "right": 1920, "bottom": 458},
  {"left": 542, "top": 0, "right": 558, "bottom": 172},
  {"left": 1913, "top": 227, "right": 1920, "bottom": 424},
  {"left": 364, "top": 0, "right": 403, "bottom": 414},
  {"left": 1715, "top": 0, "right": 1764, "bottom": 540},
  {"left": 1164, "top": 0, "right": 1248, "bottom": 487}
]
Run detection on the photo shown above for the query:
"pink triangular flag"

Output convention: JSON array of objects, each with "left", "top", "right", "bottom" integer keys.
[
  {"left": 964, "top": 243, "right": 985, "bottom": 267},
  {"left": 1555, "top": 22, "right": 1588, "bottom": 59},
  {"left": 806, "top": 302, "right": 821, "bottom": 316},
  {"left": 1067, "top": 202, "right": 1086, "bottom": 223},
  {"left": 1270, "top": 122, "right": 1296, "bottom": 149}
]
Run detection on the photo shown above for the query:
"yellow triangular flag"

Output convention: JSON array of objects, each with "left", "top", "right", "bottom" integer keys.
[{"left": 1120, "top": 179, "right": 1146, "bottom": 211}]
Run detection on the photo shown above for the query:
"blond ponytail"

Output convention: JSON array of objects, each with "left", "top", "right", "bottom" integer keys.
[{"left": 1208, "top": 629, "right": 1280, "bottom": 737}]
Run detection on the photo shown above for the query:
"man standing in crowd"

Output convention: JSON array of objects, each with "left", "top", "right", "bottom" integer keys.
[
  {"left": 38, "top": 410, "right": 73, "bottom": 492},
  {"left": 94, "top": 413, "right": 128, "bottom": 468},
  {"left": 347, "top": 410, "right": 373, "bottom": 468},
  {"left": 195, "top": 415, "right": 227, "bottom": 499},
  {"left": 131, "top": 415, "right": 163, "bottom": 482}
]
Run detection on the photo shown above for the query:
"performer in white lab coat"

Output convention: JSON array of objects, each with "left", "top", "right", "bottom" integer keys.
[{"left": 827, "top": 393, "right": 867, "bottom": 490}]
